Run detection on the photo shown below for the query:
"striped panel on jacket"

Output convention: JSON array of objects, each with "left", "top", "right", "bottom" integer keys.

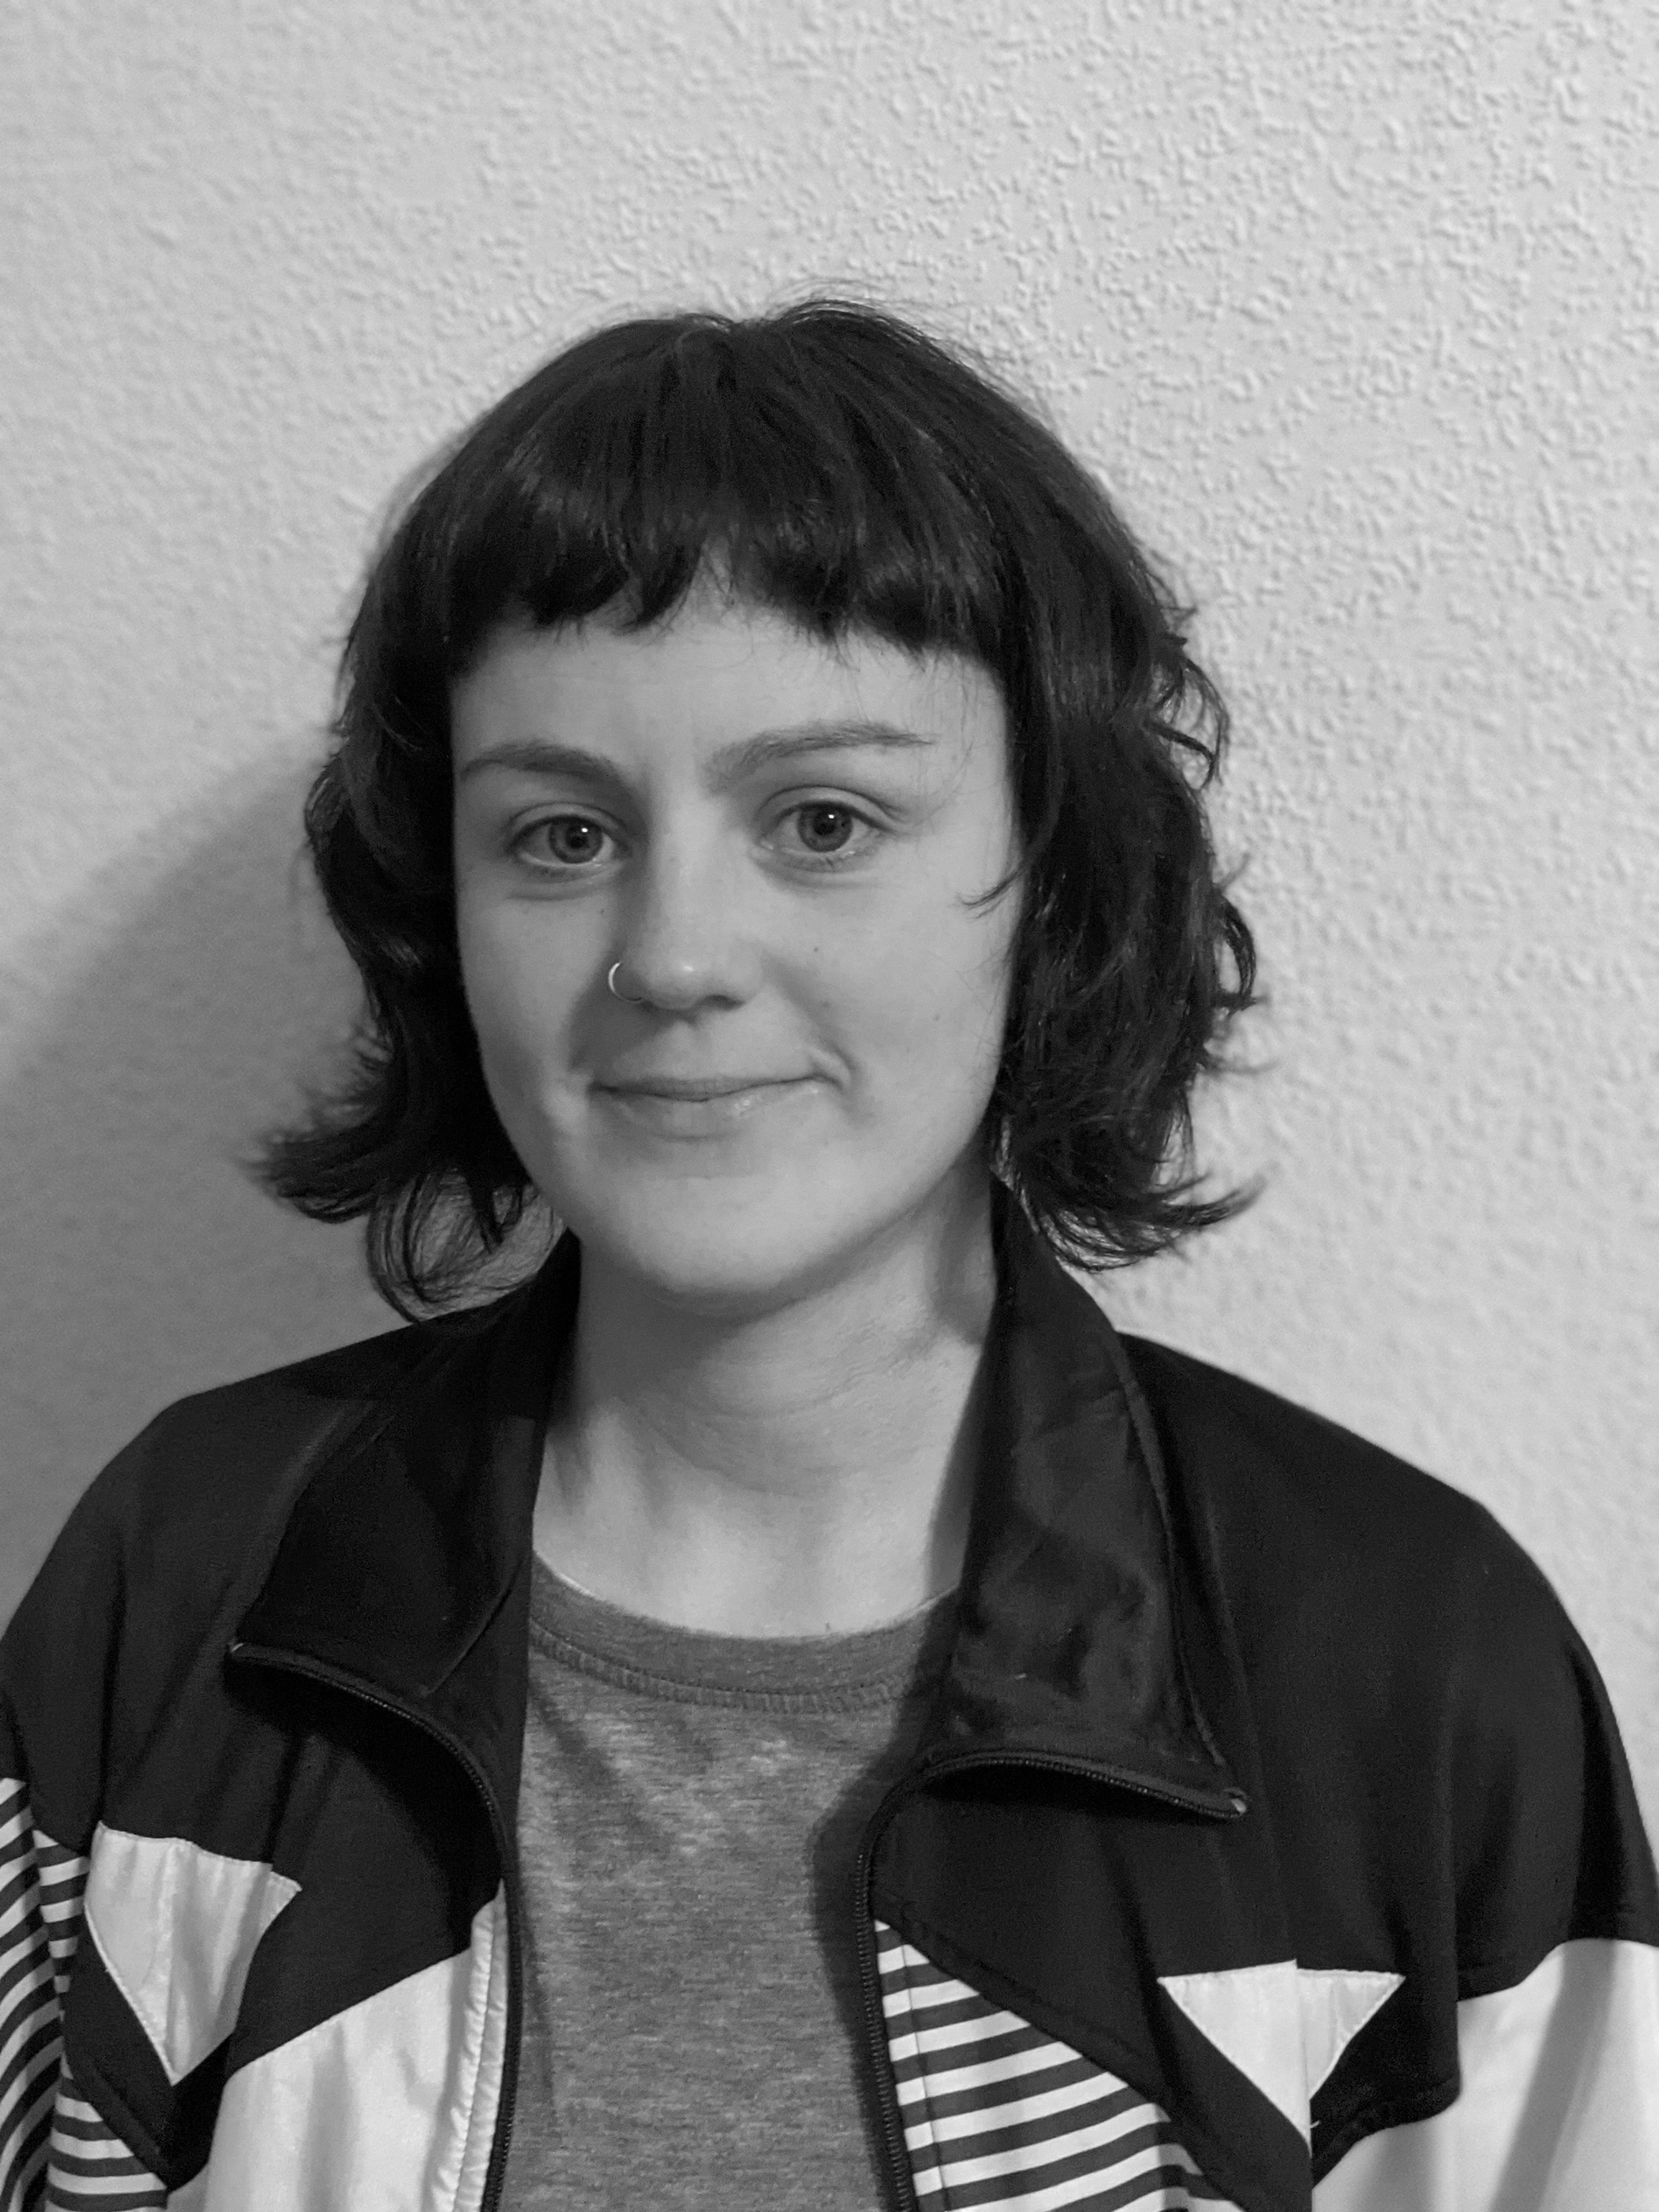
[
  {"left": 43, "top": 2072, "right": 166, "bottom": 2211},
  {"left": 0, "top": 1779, "right": 167, "bottom": 2212},
  {"left": 1, "top": 1776, "right": 88, "bottom": 2210},
  {"left": 876, "top": 1920, "right": 1239, "bottom": 2211}
]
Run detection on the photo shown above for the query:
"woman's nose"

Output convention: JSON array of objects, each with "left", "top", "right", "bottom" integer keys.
[{"left": 607, "top": 836, "right": 761, "bottom": 1012}]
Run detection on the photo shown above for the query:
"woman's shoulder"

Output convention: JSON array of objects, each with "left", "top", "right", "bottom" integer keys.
[
  {"left": 1114, "top": 1329, "right": 1579, "bottom": 1689},
  {"left": 12, "top": 1297, "right": 505, "bottom": 1654},
  {"left": 98, "top": 1308, "right": 466, "bottom": 1526},
  {"left": 1114, "top": 1331, "right": 1656, "bottom": 1970},
  {"left": 1121, "top": 1330, "right": 1521, "bottom": 1550},
  {"left": 1, "top": 1296, "right": 518, "bottom": 1826}
]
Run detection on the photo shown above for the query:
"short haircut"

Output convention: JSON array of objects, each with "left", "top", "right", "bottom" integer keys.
[{"left": 246, "top": 294, "right": 1267, "bottom": 1317}]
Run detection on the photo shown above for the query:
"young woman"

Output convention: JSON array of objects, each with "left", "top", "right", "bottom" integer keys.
[{"left": 3, "top": 298, "right": 1654, "bottom": 2212}]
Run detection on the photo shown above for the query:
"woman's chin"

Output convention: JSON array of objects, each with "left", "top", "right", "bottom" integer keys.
[{"left": 561, "top": 1181, "right": 887, "bottom": 1315}]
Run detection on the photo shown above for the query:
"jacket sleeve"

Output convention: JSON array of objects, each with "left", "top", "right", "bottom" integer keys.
[
  {"left": 1, "top": 1436, "right": 170, "bottom": 2210},
  {"left": 1314, "top": 1516, "right": 1659, "bottom": 2209}
]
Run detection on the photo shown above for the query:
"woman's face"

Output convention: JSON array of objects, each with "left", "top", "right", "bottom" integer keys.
[{"left": 450, "top": 583, "right": 1023, "bottom": 1313}]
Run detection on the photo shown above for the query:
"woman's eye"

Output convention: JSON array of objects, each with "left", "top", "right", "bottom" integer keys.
[
  {"left": 515, "top": 816, "right": 612, "bottom": 867},
  {"left": 786, "top": 803, "right": 864, "bottom": 861}
]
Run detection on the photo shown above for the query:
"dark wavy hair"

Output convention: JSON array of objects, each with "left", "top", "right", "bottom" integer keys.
[{"left": 246, "top": 291, "right": 1267, "bottom": 1319}]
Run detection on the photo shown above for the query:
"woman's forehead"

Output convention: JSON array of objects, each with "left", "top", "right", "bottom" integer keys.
[{"left": 453, "top": 600, "right": 1004, "bottom": 763}]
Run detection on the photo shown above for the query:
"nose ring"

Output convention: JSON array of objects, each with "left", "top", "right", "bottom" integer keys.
[{"left": 607, "top": 961, "right": 644, "bottom": 1005}]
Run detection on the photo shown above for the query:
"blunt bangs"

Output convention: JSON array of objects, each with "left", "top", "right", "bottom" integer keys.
[
  {"left": 251, "top": 295, "right": 1266, "bottom": 1316},
  {"left": 427, "top": 307, "right": 1011, "bottom": 683}
]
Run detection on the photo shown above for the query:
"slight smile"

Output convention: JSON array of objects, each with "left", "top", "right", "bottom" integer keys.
[
  {"left": 596, "top": 1076, "right": 816, "bottom": 1136},
  {"left": 600, "top": 1076, "right": 801, "bottom": 1099}
]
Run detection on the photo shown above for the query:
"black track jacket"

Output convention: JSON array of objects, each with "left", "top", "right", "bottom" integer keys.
[{"left": 3, "top": 1186, "right": 1656, "bottom": 2210}]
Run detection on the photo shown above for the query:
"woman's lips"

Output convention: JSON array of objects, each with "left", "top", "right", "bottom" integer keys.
[
  {"left": 597, "top": 1078, "right": 812, "bottom": 1134},
  {"left": 602, "top": 1076, "right": 794, "bottom": 1097}
]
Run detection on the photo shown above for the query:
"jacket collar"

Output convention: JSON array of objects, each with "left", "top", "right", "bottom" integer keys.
[{"left": 233, "top": 1181, "right": 1241, "bottom": 1813}]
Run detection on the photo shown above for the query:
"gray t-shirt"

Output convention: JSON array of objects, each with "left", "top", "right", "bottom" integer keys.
[{"left": 501, "top": 1551, "right": 958, "bottom": 2209}]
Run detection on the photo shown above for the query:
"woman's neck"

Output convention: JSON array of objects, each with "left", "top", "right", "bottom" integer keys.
[{"left": 532, "top": 1185, "right": 998, "bottom": 1637}]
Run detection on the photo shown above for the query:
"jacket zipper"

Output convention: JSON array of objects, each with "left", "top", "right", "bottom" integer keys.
[
  {"left": 229, "top": 1650, "right": 1248, "bottom": 2211},
  {"left": 225, "top": 1643, "right": 523, "bottom": 2212},
  {"left": 853, "top": 1750, "right": 1247, "bottom": 2212}
]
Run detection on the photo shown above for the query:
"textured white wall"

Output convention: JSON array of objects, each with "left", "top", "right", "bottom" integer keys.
[{"left": 3, "top": 1, "right": 1654, "bottom": 1827}]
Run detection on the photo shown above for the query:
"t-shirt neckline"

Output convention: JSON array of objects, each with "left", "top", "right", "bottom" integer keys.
[{"left": 527, "top": 1549, "right": 960, "bottom": 1705}]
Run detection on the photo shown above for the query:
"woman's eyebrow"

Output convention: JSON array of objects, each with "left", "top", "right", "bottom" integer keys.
[{"left": 457, "top": 718, "right": 936, "bottom": 798}]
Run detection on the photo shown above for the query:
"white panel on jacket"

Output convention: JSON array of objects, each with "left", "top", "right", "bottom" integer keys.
[
  {"left": 84, "top": 1826, "right": 301, "bottom": 2085},
  {"left": 196, "top": 1889, "right": 506, "bottom": 2212},
  {"left": 1312, "top": 1937, "right": 1659, "bottom": 2208},
  {"left": 1158, "top": 1960, "right": 1403, "bottom": 2140}
]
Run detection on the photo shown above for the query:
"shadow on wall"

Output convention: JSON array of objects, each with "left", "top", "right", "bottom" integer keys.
[{"left": 1, "top": 764, "right": 426, "bottom": 1626}]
